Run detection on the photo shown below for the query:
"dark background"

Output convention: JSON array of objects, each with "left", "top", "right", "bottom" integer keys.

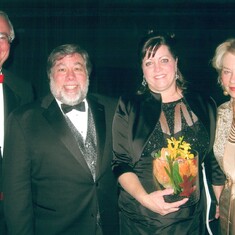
[{"left": 1, "top": 0, "right": 235, "bottom": 105}]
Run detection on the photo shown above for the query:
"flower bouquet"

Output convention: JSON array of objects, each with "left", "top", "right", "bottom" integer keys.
[{"left": 152, "top": 136, "right": 199, "bottom": 206}]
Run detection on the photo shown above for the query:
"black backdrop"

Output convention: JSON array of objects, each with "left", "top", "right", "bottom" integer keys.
[{"left": 1, "top": 0, "right": 235, "bottom": 105}]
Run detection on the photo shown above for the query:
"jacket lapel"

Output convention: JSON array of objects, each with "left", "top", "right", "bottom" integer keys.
[
  {"left": 41, "top": 95, "right": 91, "bottom": 176},
  {"left": 132, "top": 92, "right": 162, "bottom": 158},
  {"left": 183, "top": 91, "right": 216, "bottom": 154}
]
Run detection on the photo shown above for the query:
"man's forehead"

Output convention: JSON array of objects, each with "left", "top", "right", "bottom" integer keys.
[
  {"left": 54, "top": 54, "right": 85, "bottom": 67},
  {"left": 0, "top": 16, "right": 10, "bottom": 32},
  {"left": 57, "top": 53, "right": 83, "bottom": 61}
]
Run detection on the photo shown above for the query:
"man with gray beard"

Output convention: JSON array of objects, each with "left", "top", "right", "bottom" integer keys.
[{"left": 2, "top": 44, "right": 119, "bottom": 235}]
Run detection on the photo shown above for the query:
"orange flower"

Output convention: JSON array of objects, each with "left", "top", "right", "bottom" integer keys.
[
  {"left": 189, "top": 158, "right": 198, "bottom": 177},
  {"left": 153, "top": 158, "right": 171, "bottom": 188},
  {"left": 178, "top": 157, "right": 198, "bottom": 178},
  {"left": 178, "top": 159, "right": 190, "bottom": 177}
]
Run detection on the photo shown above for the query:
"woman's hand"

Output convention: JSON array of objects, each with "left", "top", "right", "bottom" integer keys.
[
  {"left": 119, "top": 172, "right": 188, "bottom": 215},
  {"left": 140, "top": 188, "right": 188, "bottom": 215}
]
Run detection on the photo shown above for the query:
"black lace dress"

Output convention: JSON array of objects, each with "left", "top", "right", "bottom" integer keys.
[{"left": 118, "top": 98, "right": 210, "bottom": 235}]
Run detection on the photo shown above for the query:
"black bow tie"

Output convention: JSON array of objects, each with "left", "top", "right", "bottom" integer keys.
[{"left": 61, "top": 102, "right": 85, "bottom": 113}]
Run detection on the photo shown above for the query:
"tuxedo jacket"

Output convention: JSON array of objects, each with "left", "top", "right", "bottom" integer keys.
[
  {"left": 0, "top": 69, "right": 33, "bottom": 235},
  {"left": 2, "top": 69, "right": 34, "bottom": 123},
  {"left": 3, "top": 93, "right": 119, "bottom": 235}
]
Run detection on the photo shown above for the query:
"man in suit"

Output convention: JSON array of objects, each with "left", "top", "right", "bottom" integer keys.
[
  {"left": 0, "top": 10, "right": 34, "bottom": 235},
  {"left": 3, "top": 44, "right": 119, "bottom": 235}
]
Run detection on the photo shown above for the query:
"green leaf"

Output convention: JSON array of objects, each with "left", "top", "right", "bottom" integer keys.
[
  {"left": 173, "top": 162, "right": 182, "bottom": 184},
  {"left": 152, "top": 150, "right": 161, "bottom": 159},
  {"left": 172, "top": 161, "right": 183, "bottom": 193}
]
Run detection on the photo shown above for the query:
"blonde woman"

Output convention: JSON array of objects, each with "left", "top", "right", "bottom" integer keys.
[{"left": 213, "top": 38, "right": 235, "bottom": 235}]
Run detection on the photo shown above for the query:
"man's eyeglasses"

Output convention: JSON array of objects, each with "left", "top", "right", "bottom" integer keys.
[{"left": 0, "top": 32, "right": 13, "bottom": 43}]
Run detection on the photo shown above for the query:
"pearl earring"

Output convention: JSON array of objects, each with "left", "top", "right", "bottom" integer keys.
[{"left": 223, "top": 90, "right": 229, "bottom": 96}]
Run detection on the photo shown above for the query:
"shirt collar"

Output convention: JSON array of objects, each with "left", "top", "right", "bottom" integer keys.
[{"left": 55, "top": 98, "right": 88, "bottom": 114}]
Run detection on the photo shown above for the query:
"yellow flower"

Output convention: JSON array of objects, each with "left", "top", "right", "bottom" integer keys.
[{"left": 165, "top": 136, "right": 194, "bottom": 160}]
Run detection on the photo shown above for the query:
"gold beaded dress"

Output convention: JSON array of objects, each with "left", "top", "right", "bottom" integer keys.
[{"left": 214, "top": 101, "right": 235, "bottom": 235}]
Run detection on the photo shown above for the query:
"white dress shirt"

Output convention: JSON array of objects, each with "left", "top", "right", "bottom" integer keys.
[{"left": 56, "top": 99, "right": 88, "bottom": 140}]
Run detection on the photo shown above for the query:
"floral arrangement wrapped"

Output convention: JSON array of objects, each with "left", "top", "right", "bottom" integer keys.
[{"left": 152, "top": 136, "right": 199, "bottom": 206}]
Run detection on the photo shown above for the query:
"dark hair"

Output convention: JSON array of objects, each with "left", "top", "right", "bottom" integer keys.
[
  {"left": 139, "top": 31, "right": 177, "bottom": 63},
  {"left": 47, "top": 44, "right": 92, "bottom": 78},
  {"left": 137, "top": 31, "right": 186, "bottom": 94}
]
